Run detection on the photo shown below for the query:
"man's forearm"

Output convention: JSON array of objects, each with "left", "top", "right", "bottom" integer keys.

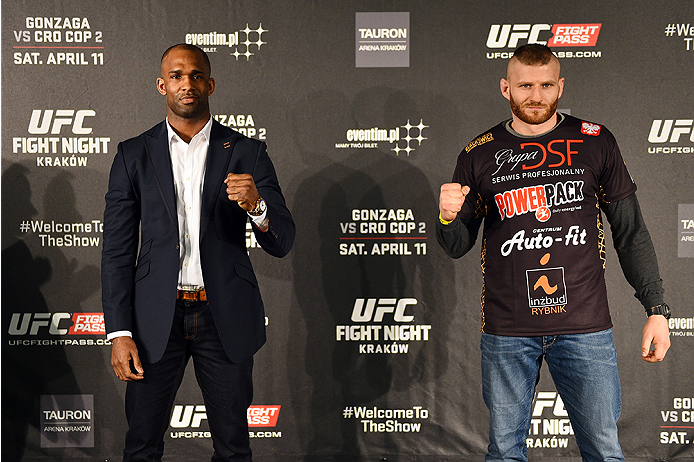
[
  {"left": 601, "top": 193, "right": 665, "bottom": 309},
  {"left": 435, "top": 216, "right": 478, "bottom": 259}
]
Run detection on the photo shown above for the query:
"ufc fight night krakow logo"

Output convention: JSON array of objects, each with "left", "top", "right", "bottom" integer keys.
[
  {"left": 486, "top": 23, "right": 602, "bottom": 59},
  {"left": 336, "top": 298, "right": 431, "bottom": 354},
  {"left": 184, "top": 24, "right": 266, "bottom": 59},
  {"left": 12, "top": 109, "right": 110, "bottom": 168}
]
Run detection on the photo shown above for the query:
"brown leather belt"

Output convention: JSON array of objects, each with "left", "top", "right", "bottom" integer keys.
[{"left": 177, "top": 288, "right": 207, "bottom": 301}]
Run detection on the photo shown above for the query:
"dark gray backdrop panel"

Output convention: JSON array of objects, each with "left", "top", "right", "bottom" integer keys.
[{"left": 2, "top": 1, "right": 692, "bottom": 461}]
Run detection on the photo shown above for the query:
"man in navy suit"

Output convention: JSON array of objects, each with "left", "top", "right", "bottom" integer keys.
[{"left": 101, "top": 44, "right": 295, "bottom": 461}]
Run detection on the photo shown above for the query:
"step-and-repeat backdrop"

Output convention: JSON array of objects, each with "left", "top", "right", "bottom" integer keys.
[{"left": 2, "top": 1, "right": 692, "bottom": 461}]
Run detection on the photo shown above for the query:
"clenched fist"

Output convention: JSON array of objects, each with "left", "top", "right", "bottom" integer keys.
[{"left": 439, "top": 183, "right": 470, "bottom": 222}]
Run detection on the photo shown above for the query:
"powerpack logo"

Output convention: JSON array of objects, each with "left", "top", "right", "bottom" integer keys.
[
  {"left": 494, "top": 180, "right": 585, "bottom": 223},
  {"left": 7, "top": 312, "right": 110, "bottom": 346},
  {"left": 648, "top": 119, "right": 694, "bottom": 154},
  {"left": 40, "top": 394, "right": 94, "bottom": 448},
  {"left": 336, "top": 298, "right": 431, "bottom": 354},
  {"left": 527, "top": 391, "right": 574, "bottom": 449},
  {"left": 486, "top": 23, "right": 602, "bottom": 60},
  {"left": 12, "top": 109, "right": 110, "bottom": 168},
  {"left": 169, "top": 404, "right": 282, "bottom": 439},
  {"left": 356, "top": 12, "right": 409, "bottom": 68},
  {"left": 184, "top": 24, "right": 266, "bottom": 59},
  {"left": 12, "top": 16, "right": 105, "bottom": 67},
  {"left": 526, "top": 253, "right": 567, "bottom": 314},
  {"left": 335, "top": 119, "right": 428, "bottom": 156}
]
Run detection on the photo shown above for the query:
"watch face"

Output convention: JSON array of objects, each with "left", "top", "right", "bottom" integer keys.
[{"left": 259, "top": 199, "right": 267, "bottom": 212}]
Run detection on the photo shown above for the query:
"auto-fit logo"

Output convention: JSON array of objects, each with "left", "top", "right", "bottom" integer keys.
[
  {"left": 335, "top": 119, "right": 428, "bottom": 156},
  {"left": 648, "top": 119, "right": 694, "bottom": 154},
  {"left": 184, "top": 24, "right": 267, "bottom": 59},
  {"left": 486, "top": 23, "right": 602, "bottom": 59}
]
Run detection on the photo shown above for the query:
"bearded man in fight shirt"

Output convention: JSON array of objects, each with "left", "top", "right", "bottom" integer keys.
[{"left": 436, "top": 44, "right": 671, "bottom": 462}]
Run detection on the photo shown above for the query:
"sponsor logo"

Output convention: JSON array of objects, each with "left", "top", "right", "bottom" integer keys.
[
  {"left": 185, "top": 24, "right": 267, "bottom": 59},
  {"left": 356, "top": 12, "right": 410, "bottom": 68},
  {"left": 342, "top": 405, "right": 428, "bottom": 433},
  {"left": 339, "top": 209, "right": 427, "bottom": 257},
  {"left": 336, "top": 298, "right": 431, "bottom": 354},
  {"left": 6, "top": 312, "right": 110, "bottom": 346},
  {"left": 12, "top": 110, "right": 110, "bottom": 168},
  {"left": 465, "top": 133, "right": 494, "bottom": 153},
  {"left": 213, "top": 114, "right": 266, "bottom": 140},
  {"left": 648, "top": 119, "right": 694, "bottom": 154},
  {"left": 679, "top": 204, "right": 694, "bottom": 258},
  {"left": 40, "top": 395, "right": 94, "bottom": 448},
  {"left": 659, "top": 397, "right": 694, "bottom": 445},
  {"left": 580, "top": 121, "right": 601, "bottom": 136},
  {"left": 491, "top": 139, "right": 584, "bottom": 178},
  {"left": 663, "top": 23, "right": 694, "bottom": 51},
  {"left": 525, "top": 253, "right": 567, "bottom": 313},
  {"left": 336, "top": 119, "right": 428, "bottom": 156},
  {"left": 12, "top": 17, "right": 104, "bottom": 66},
  {"left": 494, "top": 181, "right": 585, "bottom": 222},
  {"left": 501, "top": 225, "right": 587, "bottom": 258},
  {"left": 486, "top": 23, "right": 602, "bottom": 60},
  {"left": 527, "top": 391, "right": 574, "bottom": 449},
  {"left": 169, "top": 405, "right": 282, "bottom": 439}
]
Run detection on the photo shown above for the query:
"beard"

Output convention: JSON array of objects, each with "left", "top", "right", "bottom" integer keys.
[{"left": 509, "top": 93, "right": 558, "bottom": 125}]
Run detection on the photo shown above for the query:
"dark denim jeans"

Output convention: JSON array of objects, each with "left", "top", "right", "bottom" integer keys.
[{"left": 123, "top": 300, "right": 253, "bottom": 461}]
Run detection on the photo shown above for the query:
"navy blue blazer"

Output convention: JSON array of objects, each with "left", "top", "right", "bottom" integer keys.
[{"left": 101, "top": 120, "right": 295, "bottom": 363}]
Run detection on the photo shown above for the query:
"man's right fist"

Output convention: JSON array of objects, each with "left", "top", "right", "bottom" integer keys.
[{"left": 439, "top": 183, "right": 470, "bottom": 222}]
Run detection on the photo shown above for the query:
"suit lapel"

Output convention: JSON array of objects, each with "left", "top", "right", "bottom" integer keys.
[
  {"left": 144, "top": 122, "right": 178, "bottom": 235},
  {"left": 200, "top": 121, "right": 238, "bottom": 239}
]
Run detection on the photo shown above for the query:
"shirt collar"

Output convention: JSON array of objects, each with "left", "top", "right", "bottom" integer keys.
[{"left": 166, "top": 116, "right": 213, "bottom": 145}]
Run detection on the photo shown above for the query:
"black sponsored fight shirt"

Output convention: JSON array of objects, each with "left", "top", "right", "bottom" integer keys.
[{"left": 455, "top": 114, "right": 636, "bottom": 336}]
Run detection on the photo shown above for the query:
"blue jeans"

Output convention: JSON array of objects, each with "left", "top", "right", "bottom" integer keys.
[{"left": 481, "top": 329, "right": 624, "bottom": 462}]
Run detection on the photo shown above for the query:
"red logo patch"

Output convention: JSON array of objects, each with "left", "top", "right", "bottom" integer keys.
[{"left": 581, "top": 122, "right": 601, "bottom": 136}]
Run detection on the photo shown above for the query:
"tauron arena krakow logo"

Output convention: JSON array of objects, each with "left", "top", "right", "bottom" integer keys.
[
  {"left": 335, "top": 119, "right": 428, "bottom": 156},
  {"left": 486, "top": 23, "right": 602, "bottom": 59},
  {"left": 185, "top": 24, "right": 267, "bottom": 59}
]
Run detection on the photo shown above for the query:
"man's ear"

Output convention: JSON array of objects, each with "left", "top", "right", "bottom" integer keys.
[
  {"left": 156, "top": 77, "right": 166, "bottom": 96},
  {"left": 500, "top": 78, "right": 511, "bottom": 101}
]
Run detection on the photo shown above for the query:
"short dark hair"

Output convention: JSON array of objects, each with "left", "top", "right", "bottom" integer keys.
[
  {"left": 161, "top": 43, "right": 211, "bottom": 75},
  {"left": 512, "top": 44, "right": 555, "bottom": 66}
]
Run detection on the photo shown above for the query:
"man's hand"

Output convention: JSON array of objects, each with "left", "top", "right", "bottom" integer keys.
[
  {"left": 641, "top": 315, "right": 671, "bottom": 363},
  {"left": 439, "top": 183, "right": 470, "bottom": 222},
  {"left": 224, "top": 173, "right": 259, "bottom": 212},
  {"left": 111, "top": 336, "right": 144, "bottom": 381}
]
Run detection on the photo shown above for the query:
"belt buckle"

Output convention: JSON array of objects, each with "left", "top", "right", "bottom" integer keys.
[{"left": 179, "top": 286, "right": 204, "bottom": 301}]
